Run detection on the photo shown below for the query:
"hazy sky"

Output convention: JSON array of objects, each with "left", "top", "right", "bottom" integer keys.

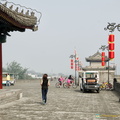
[{"left": 2, "top": 0, "right": 120, "bottom": 75}]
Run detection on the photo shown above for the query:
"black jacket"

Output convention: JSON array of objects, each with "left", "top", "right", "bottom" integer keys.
[{"left": 42, "top": 79, "right": 48, "bottom": 89}]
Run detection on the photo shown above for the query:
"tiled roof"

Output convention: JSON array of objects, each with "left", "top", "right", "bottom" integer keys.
[
  {"left": 85, "top": 51, "right": 109, "bottom": 62},
  {"left": 0, "top": 1, "right": 42, "bottom": 32}
]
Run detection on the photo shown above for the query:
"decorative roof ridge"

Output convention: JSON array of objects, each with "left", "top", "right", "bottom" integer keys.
[
  {"left": 92, "top": 51, "right": 101, "bottom": 57},
  {"left": 85, "top": 51, "right": 109, "bottom": 62},
  {"left": 2, "top": 3, "right": 37, "bottom": 18},
  {"left": 88, "top": 51, "right": 101, "bottom": 58},
  {"left": 1, "top": 1, "right": 42, "bottom": 20},
  {"left": 0, "top": 0, "right": 42, "bottom": 31},
  {"left": 0, "top": 4, "right": 36, "bottom": 26}
]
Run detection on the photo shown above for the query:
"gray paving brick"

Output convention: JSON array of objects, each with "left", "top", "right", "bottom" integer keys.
[{"left": 0, "top": 79, "right": 120, "bottom": 120}]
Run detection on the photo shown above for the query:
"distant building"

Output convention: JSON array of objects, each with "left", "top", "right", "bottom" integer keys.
[
  {"left": 81, "top": 51, "right": 115, "bottom": 83},
  {"left": 28, "top": 73, "right": 38, "bottom": 78}
]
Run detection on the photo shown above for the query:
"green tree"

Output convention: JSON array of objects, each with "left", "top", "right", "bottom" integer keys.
[
  {"left": 2, "top": 67, "right": 7, "bottom": 72},
  {"left": 6, "top": 61, "right": 28, "bottom": 79}
]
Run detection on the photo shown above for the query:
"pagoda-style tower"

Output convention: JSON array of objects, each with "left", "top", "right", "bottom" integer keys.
[
  {"left": 82, "top": 51, "right": 115, "bottom": 83},
  {"left": 0, "top": 1, "right": 42, "bottom": 89}
]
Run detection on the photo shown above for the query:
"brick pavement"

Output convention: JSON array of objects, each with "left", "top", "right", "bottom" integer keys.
[{"left": 0, "top": 79, "right": 120, "bottom": 120}]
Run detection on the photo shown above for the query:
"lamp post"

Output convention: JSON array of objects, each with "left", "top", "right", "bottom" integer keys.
[
  {"left": 70, "top": 54, "right": 79, "bottom": 85},
  {"left": 104, "top": 23, "right": 120, "bottom": 83},
  {"left": 99, "top": 45, "right": 110, "bottom": 83},
  {"left": 104, "top": 22, "right": 120, "bottom": 32}
]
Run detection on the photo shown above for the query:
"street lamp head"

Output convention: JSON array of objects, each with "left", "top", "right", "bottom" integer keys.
[
  {"left": 99, "top": 45, "right": 108, "bottom": 51},
  {"left": 117, "top": 24, "right": 120, "bottom": 32},
  {"left": 104, "top": 22, "right": 120, "bottom": 32},
  {"left": 69, "top": 55, "right": 75, "bottom": 58}
]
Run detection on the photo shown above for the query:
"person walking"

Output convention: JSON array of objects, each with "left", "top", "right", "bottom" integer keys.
[
  {"left": 58, "top": 76, "right": 65, "bottom": 86},
  {"left": 68, "top": 75, "right": 74, "bottom": 83},
  {"left": 6, "top": 74, "right": 11, "bottom": 86},
  {"left": 40, "top": 74, "right": 50, "bottom": 104}
]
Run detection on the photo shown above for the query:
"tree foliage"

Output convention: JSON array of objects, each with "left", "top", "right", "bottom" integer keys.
[
  {"left": 2, "top": 67, "right": 7, "bottom": 72},
  {"left": 6, "top": 61, "right": 28, "bottom": 79}
]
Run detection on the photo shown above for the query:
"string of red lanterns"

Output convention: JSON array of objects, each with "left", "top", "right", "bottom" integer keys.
[
  {"left": 101, "top": 52, "right": 105, "bottom": 66},
  {"left": 70, "top": 59, "right": 74, "bottom": 69},
  {"left": 70, "top": 56, "right": 82, "bottom": 71},
  {"left": 108, "top": 34, "right": 115, "bottom": 60}
]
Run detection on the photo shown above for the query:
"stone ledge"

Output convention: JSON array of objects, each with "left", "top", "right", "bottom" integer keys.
[
  {"left": 0, "top": 97, "right": 29, "bottom": 109},
  {"left": 114, "top": 82, "right": 120, "bottom": 93},
  {"left": 0, "top": 89, "right": 22, "bottom": 105}
]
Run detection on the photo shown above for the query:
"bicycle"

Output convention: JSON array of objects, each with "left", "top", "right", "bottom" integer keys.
[
  {"left": 100, "top": 82, "right": 113, "bottom": 90},
  {"left": 55, "top": 81, "right": 62, "bottom": 88},
  {"left": 55, "top": 80, "right": 65, "bottom": 88},
  {"left": 63, "top": 80, "right": 77, "bottom": 89},
  {"left": 100, "top": 82, "right": 107, "bottom": 90},
  {"left": 105, "top": 82, "right": 113, "bottom": 90}
]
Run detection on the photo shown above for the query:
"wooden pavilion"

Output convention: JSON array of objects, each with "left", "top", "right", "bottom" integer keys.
[{"left": 0, "top": 1, "right": 42, "bottom": 89}]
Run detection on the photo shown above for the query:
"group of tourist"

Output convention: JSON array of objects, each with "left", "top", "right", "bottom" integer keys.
[{"left": 58, "top": 75, "right": 74, "bottom": 86}]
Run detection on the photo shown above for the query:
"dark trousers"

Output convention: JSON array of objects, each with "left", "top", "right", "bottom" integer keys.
[{"left": 42, "top": 89, "right": 48, "bottom": 103}]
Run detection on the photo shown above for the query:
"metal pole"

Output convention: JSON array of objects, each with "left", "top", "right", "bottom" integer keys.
[
  {"left": 108, "top": 58, "right": 110, "bottom": 83},
  {"left": 107, "top": 48, "right": 110, "bottom": 84},
  {"left": 78, "top": 61, "right": 79, "bottom": 86},
  {"left": 75, "top": 55, "right": 76, "bottom": 85},
  {"left": 0, "top": 43, "right": 2, "bottom": 89}
]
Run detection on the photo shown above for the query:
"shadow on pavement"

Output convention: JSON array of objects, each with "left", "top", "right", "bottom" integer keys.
[
  {"left": 74, "top": 89, "right": 101, "bottom": 94},
  {"left": 34, "top": 102, "right": 45, "bottom": 105},
  {"left": 74, "top": 89, "right": 81, "bottom": 93}
]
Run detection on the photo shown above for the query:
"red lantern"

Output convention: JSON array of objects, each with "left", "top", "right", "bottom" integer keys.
[
  {"left": 78, "top": 67, "right": 80, "bottom": 71},
  {"left": 109, "top": 51, "right": 114, "bottom": 59},
  {"left": 70, "top": 59, "right": 74, "bottom": 69},
  {"left": 108, "top": 34, "right": 114, "bottom": 42},
  {"left": 102, "top": 61, "right": 105, "bottom": 66},
  {"left": 71, "top": 66, "right": 73, "bottom": 69},
  {"left": 108, "top": 34, "right": 115, "bottom": 59},
  {"left": 109, "top": 43, "right": 114, "bottom": 50},
  {"left": 102, "top": 52, "right": 105, "bottom": 56},
  {"left": 75, "top": 63, "right": 78, "bottom": 71},
  {"left": 71, "top": 59, "right": 74, "bottom": 63},
  {"left": 76, "top": 57, "right": 79, "bottom": 60},
  {"left": 102, "top": 57, "right": 105, "bottom": 61},
  {"left": 101, "top": 52, "right": 105, "bottom": 66}
]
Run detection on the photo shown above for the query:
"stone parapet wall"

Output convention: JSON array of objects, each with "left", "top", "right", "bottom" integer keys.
[{"left": 113, "top": 79, "right": 120, "bottom": 93}]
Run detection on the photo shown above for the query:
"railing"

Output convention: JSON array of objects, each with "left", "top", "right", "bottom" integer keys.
[
  {"left": 82, "top": 66, "right": 116, "bottom": 70},
  {"left": 113, "top": 79, "right": 120, "bottom": 93}
]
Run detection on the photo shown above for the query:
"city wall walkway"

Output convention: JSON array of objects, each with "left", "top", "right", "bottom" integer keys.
[
  {"left": 0, "top": 79, "right": 120, "bottom": 120},
  {"left": 0, "top": 89, "right": 22, "bottom": 105}
]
